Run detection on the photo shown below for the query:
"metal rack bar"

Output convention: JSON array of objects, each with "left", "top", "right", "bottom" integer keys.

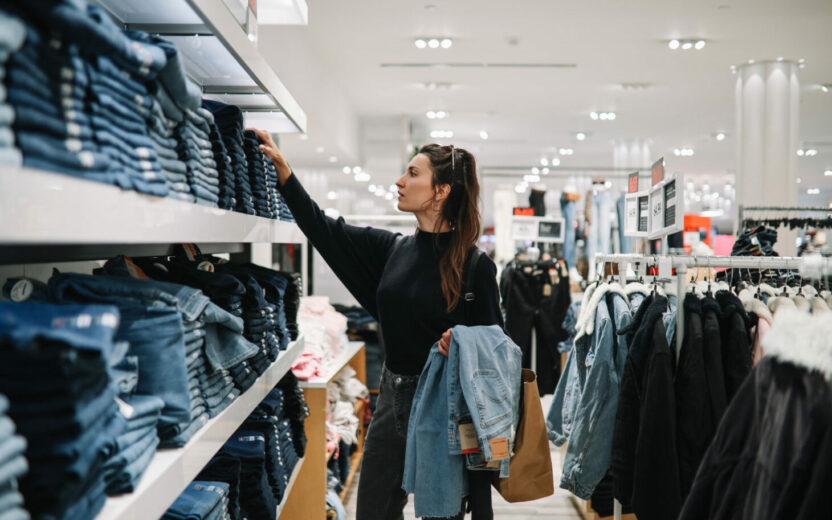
[{"left": 738, "top": 204, "right": 832, "bottom": 232}]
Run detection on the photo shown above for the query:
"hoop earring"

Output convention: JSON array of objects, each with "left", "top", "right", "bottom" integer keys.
[{"left": 432, "top": 197, "right": 441, "bottom": 212}]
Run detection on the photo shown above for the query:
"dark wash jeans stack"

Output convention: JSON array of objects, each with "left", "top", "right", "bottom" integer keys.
[
  {"left": 0, "top": 300, "right": 127, "bottom": 520},
  {"left": 203, "top": 99, "right": 256, "bottom": 215},
  {"left": 162, "top": 481, "right": 231, "bottom": 520},
  {"left": 0, "top": 10, "right": 24, "bottom": 168},
  {"left": 242, "top": 130, "right": 276, "bottom": 219},
  {"left": 103, "top": 393, "right": 164, "bottom": 495}
]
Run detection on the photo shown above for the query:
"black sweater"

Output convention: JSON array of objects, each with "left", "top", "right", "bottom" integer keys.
[{"left": 278, "top": 174, "right": 504, "bottom": 375}]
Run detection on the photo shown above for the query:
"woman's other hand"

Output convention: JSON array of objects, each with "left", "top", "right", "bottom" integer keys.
[
  {"left": 249, "top": 128, "right": 292, "bottom": 186},
  {"left": 438, "top": 328, "right": 452, "bottom": 356}
]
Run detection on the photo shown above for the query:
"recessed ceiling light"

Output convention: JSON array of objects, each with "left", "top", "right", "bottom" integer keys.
[
  {"left": 430, "top": 130, "right": 454, "bottom": 139},
  {"left": 389, "top": 184, "right": 398, "bottom": 192},
  {"left": 435, "top": 110, "right": 448, "bottom": 119},
  {"left": 440, "top": 38, "right": 453, "bottom": 49},
  {"left": 315, "top": 146, "right": 325, "bottom": 153},
  {"left": 515, "top": 183, "right": 528, "bottom": 194},
  {"left": 797, "top": 177, "right": 802, "bottom": 183},
  {"left": 342, "top": 166, "right": 351, "bottom": 174},
  {"left": 354, "top": 172, "right": 371, "bottom": 182},
  {"left": 414, "top": 39, "right": 427, "bottom": 49},
  {"left": 668, "top": 39, "right": 680, "bottom": 50},
  {"left": 798, "top": 148, "right": 819, "bottom": 157},
  {"left": 328, "top": 156, "right": 337, "bottom": 163},
  {"left": 352, "top": 166, "right": 362, "bottom": 173},
  {"left": 540, "top": 158, "right": 549, "bottom": 166},
  {"left": 681, "top": 41, "right": 693, "bottom": 50},
  {"left": 479, "top": 130, "right": 489, "bottom": 140},
  {"left": 531, "top": 167, "right": 540, "bottom": 174},
  {"left": 673, "top": 147, "right": 695, "bottom": 157},
  {"left": 824, "top": 170, "right": 832, "bottom": 176},
  {"left": 576, "top": 132, "right": 587, "bottom": 141},
  {"left": 368, "top": 184, "right": 377, "bottom": 193},
  {"left": 559, "top": 148, "right": 574, "bottom": 155},
  {"left": 426, "top": 110, "right": 436, "bottom": 119},
  {"left": 799, "top": 58, "right": 806, "bottom": 64},
  {"left": 327, "top": 191, "right": 337, "bottom": 200},
  {"left": 695, "top": 40, "right": 706, "bottom": 50},
  {"left": 807, "top": 188, "right": 821, "bottom": 195},
  {"left": 428, "top": 38, "right": 440, "bottom": 49},
  {"left": 821, "top": 84, "right": 831, "bottom": 93},
  {"left": 715, "top": 132, "right": 727, "bottom": 141},
  {"left": 551, "top": 158, "right": 561, "bottom": 167},
  {"left": 590, "top": 111, "right": 599, "bottom": 120},
  {"left": 524, "top": 174, "right": 541, "bottom": 183},
  {"left": 385, "top": 192, "right": 395, "bottom": 200},
  {"left": 542, "top": 168, "right": 550, "bottom": 174},
  {"left": 777, "top": 57, "right": 784, "bottom": 62}
]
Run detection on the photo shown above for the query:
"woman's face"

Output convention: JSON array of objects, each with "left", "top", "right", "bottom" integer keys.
[{"left": 395, "top": 153, "right": 436, "bottom": 213}]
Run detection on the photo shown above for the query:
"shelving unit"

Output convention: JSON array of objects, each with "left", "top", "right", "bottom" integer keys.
[
  {"left": 280, "top": 342, "right": 367, "bottom": 519},
  {"left": 275, "top": 456, "right": 306, "bottom": 519},
  {"left": 97, "top": 336, "right": 305, "bottom": 520}
]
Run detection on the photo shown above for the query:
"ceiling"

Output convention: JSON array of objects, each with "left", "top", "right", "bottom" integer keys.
[{"left": 263, "top": 0, "right": 832, "bottom": 210}]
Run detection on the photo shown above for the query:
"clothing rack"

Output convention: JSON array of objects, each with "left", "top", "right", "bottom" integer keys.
[
  {"left": 591, "top": 253, "right": 831, "bottom": 520},
  {"left": 737, "top": 205, "right": 832, "bottom": 231}
]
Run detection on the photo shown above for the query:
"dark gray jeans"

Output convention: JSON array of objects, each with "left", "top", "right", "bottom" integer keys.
[{"left": 356, "top": 365, "right": 492, "bottom": 520}]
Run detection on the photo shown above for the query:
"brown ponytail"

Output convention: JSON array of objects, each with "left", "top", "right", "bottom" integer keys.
[{"left": 417, "top": 143, "right": 482, "bottom": 312}]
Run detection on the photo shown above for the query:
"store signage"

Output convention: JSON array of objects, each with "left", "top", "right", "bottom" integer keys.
[
  {"left": 512, "top": 207, "right": 535, "bottom": 216},
  {"left": 648, "top": 172, "right": 684, "bottom": 239},
  {"left": 628, "top": 172, "right": 639, "bottom": 193},
  {"left": 651, "top": 157, "right": 665, "bottom": 186},
  {"left": 624, "top": 190, "right": 650, "bottom": 237},
  {"left": 511, "top": 216, "right": 565, "bottom": 243}
]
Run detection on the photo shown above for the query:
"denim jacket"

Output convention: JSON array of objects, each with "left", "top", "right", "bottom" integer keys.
[
  {"left": 403, "top": 325, "right": 522, "bottom": 518},
  {"left": 547, "top": 283, "right": 631, "bottom": 498}
]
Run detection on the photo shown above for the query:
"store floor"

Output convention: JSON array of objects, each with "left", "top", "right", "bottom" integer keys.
[{"left": 343, "top": 394, "right": 582, "bottom": 519}]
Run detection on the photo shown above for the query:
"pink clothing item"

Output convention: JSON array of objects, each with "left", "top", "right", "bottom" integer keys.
[
  {"left": 292, "top": 352, "right": 323, "bottom": 380},
  {"left": 751, "top": 316, "right": 771, "bottom": 366}
]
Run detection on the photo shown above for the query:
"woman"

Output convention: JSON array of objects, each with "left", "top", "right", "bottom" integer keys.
[{"left": 253, "top": 129, "right": 503, "bottom": 520}]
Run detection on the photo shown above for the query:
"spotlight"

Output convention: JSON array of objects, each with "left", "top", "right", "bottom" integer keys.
[
  {"left": 695, "top": 40, "right": 706, "bottom": 50},
  {"left": 576, "top": 132, "right": 587, "bottom": 141},
  {"left": 479, "top": 130, "right": 489, "bottom": 140},
  {"left": 440, "top": 38, "right": 453, "bottom": 49},
  {"left": 414, "top": 39, "right": 427, "bottom": 49},
  {"left": 428, "top": 38, "right": 440, "bottom": 48},
  {"left": 668, "top": 39, "right": 680, "bottom": 50}
]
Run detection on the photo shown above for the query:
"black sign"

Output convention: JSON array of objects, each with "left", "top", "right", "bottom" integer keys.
[
  {"left": 638, "top": 195, "right": 649, "bottom": 232},
  {"left": 664, "top": 180, "right": 676, "bottom": 228},
  {"left": 538, "top": 221, "right": 562, "bottom": 239}
]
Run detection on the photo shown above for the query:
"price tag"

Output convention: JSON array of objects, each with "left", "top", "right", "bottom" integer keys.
[
  {"left": 489, "top": 437, "right": 510, "bottom": 460},
  {"left": 651, "top": 157, "right": 665, "bottom": 186},
  {"left": 650, "top": 186, "right": 664, "bottom": 237},
  {"left": 628, "top": 171, "right": 639, "bottom": 193},
  {"left": 459, "top": 421, "right": 479, "bottom": 454}
]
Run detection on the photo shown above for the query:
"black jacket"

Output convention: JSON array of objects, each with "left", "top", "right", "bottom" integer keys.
[
  {"left": 701, "top": 296, "right": 728, "bottom": 424},
  {"left": 675, "top": 294, "right": 712, "bottom": 499},
  {"left": 611, "top": 295, "right": 681, "bottom": 520},
  {"left": 715, "top": 290, "right": 752, "bottom": 400},
  {"left": 679, "top": 356, "right": 832, "bottom": 520}
]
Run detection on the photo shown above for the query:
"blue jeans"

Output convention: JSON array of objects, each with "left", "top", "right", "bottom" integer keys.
[
  {"left": 560, "top": 194, "right": 576, "bottom": 269},
  {"left": 586, "top": 190, "right": 611, "bottom": 263},
  {"left": 165, "top": 481, "right": 230, "bottom": 520}
]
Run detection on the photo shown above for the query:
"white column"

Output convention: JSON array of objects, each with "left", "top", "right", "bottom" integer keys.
[{"left": 735, "top": 61, "right": 800, "bottom": 254}]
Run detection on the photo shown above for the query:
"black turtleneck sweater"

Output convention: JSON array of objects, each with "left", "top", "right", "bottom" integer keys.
[{"left": 278, "top": 174, "right": 504, "bottom": 375}]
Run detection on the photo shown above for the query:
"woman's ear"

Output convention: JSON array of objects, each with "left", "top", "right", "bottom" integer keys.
[{"left": 435, "top": 183, "right": 452, "bottom": 200}]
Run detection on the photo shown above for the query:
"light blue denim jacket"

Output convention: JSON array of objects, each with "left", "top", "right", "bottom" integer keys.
[
  {"left": 547, "top": 284, "right": 631, "bottom": 498},
  {"left": 403, "top": 325, "right": 522, "bottom": 518}
]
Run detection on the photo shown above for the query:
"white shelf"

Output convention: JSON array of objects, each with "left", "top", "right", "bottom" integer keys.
[
  {"left": 300, "top": 341, "right": 365, "bottom": 389},
  {"left": 97, "top": 0, "right": 306, "bottom": 132},
  {"left": 274, "top": 455, "right": 305, "bottom": 519},
  {"left": 97, "top": 336, "right": 305, "bottom": 520},
  {"left": 0, "top": 167, "right": 304, "bottom": 245}
]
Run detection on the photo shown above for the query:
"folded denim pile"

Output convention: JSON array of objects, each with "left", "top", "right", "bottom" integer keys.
[
  {"left": 0, "top": 301, "right": 126, "bottom": 519},
  {"left": 162, "top": 481, "right": 231, "bottom": 520},
  {"left": 0, "top": 395, "right": 28, "bottom": 520},
  {"left": 2, "top": 3, "right": 295, "bottom": 221},
  {"left": 0, "top": 11, "right": 24, "bottom": 168},
  {"left": 102, "top": 393, "right": 164, "bottom": 494}
]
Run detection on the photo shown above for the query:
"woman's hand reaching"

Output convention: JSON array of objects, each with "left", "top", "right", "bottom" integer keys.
[
  {"left": 249, "top": 128, "right": 292, "bottom": 186},
  {"left": 438, "top": 328, "right": 452, "bottom": 357}
]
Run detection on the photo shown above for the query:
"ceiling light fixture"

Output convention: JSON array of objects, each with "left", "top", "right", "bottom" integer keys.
[
  {"left": 352, "top": 166, "right": 362, "bottom": 173},
  {"left": 551, "top": 158, "right": 561, "bottom": 167},
  {"left": 385, "top": 192, "right": 395, "bottom": 200},
  {"left": 540, "top": 158, "right": 549, "bottom": 166},
  {"left": 807, "top": 188, "right": 821, "bottom": 195},
  {"left": 414, "top": 39, "right": 427, "bottom": 49},
  {"left": 354, "top": 172, "right": 371, "bottom": 182},
  {"left": 389, "top": 184, "right": 398, "bottom": 192},
  {"left": 821, "top": 84, "right": 832, "bottom": 93},
  {"left": 435, "top": 110, "right": 448, "bottom": 119},
  {"left": 591, "top": 111, "right": 616, "bottom": 121},
  {"left": 515, "top": 183, "right": 528, "bottom": 194},
  {"left": 798, "top": 148, "right": 819, "bottom": 157},
  {"left": 715, "top": 132, "right": 727, "bottom": 141},
  {"left": 673, "top": 148, "right": 695, "bottom": 157},
  {"left": 440, "top": 38, "right": 453, "bottom": 49},
  {"left": 825, "top": 170, "right": 832, "bottom": 176},
  {"left": 576, "top": 132, "right": 587, "bottom": 141},
  {"left": 797, "top": 177, "right": 802, "bottom": 183},
  {"left": 479, "top": 130, "right": 489, "bottom": 140},
  {"left": 668, "top": 39, "right": 707, "bottom": 51},
  {"left": 327, "top": 191, "right": 337, "bottom": 200},
  {"left": 542, "top": 168, "right": 550, "bottom": 174},
  {"left": 342, "top": 166, "right": 351, "bottom": 174},
  {"left": 558, "top": 148, "right": 574, "bottom": 155},
  {"left": 427, "top": 38, "right": 440, "bottom": 48},
  {"left": 430, "top": 130, "right": 454, "bottom": 139},
  {"left": 524, "top": 174, "right": 541, "bottom": 183},
  {"left": 590, "top": 111, "right": 599, "bottom": 120}
]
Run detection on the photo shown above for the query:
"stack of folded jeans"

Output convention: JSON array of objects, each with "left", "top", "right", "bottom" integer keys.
[
  {"left": 8, "top": 24, "right": 114, "bottom": 185},
  {"left": 162, "top": 481, "right": 231, "bottom": 520},
  {"left": 0, "top": 301, "right": 126, "bottom": 519},
  {"left": 279, "top": 272, "right": 302, "bottom": 342},
  {"left": 203, "top": 100, "right": 256, "bottom": 215},
  {"left": 196, "top": 454, "right": 243, "bottom": 520},
  {"left": 220, "top": 432, "right": 276, "bottom": 520},
  {"left": 103, "top": 394, "right": 164, "bottom": 495},
  {"left": 242, "top": 130, "right": 276, "bottom": 219},
  {"left": 0, "top": 395, "right": 29, "bottom": 520},
  {"left": 264, "top": 151, "right": 281, "bottom": 217},
  {"left": 205, "top": 114, "right": 237, "bottom": 210},
  {"left": 0, "top": 11, "right": 24, "bottom": 168},
  {"left": 176, "top": 108, "right": 221, "bottom": 207},
  {"left": 216, "top": 267, "right": 282, "bottom": 362},
  {"left": 149, "top": 88, "right": 194, "bottom": 203},
  {"left": 277, "top": 189, "right": 295, "bottom": 222},
  {"left": 275, "top": 373, "right": 309, "bottom": 458}
]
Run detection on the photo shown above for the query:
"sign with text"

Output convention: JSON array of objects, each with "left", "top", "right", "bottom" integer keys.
[
  {"left": 647, "top": 172, "right": 684, "bottom": 239},
  {"left": 651, "top": 157, "right": 665, "bottom": 186},
  {"left": 513, "top": 207, "right": 535, "bottom": 216},
  {"left": 624, "top": 191, "right": 650, "bottom": 237},
  {"left": 628, "top": 172, "right": 639, "bottom": 193},
  {"left": 511, "top": 216, "right": 565, "bottom": 243}
]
